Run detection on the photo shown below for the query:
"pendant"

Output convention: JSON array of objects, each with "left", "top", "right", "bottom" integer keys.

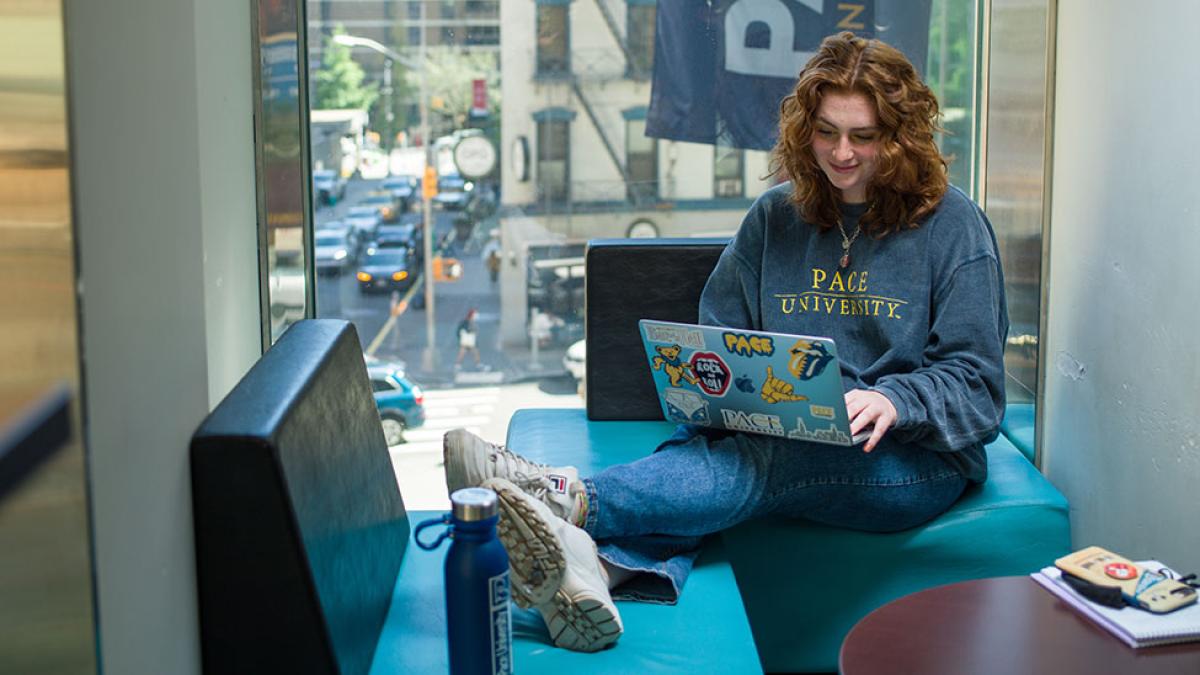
[{"left": 839, "top": 254, "right": 850, "bottom": 269}]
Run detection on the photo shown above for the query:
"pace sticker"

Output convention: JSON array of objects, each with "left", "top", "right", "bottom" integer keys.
[{"left": 722, "top": 332, "right": 775, "bottom": 357}]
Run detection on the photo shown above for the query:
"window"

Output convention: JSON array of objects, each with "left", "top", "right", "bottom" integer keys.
[
  {"left": 536, "top": 4, "right": 569, "bottom": 76},
  {"left": 297, "top": 0, "right": 1023, "bottom": 510},
  {"left": 626, "top": 2, "right": 655, "bottom": 77},
  {"left": 467, "top": 25, "right": 499, "bottom": 46},
  {"left": 537, "top": 119, "right": 570, "bottom": 203},
  {"left": 371, "top": 377, "right": 396, "bottom": 393},
  {"left": 713, "top": 140, "right": 744, "bottom": 199},
  {"left": 625, "top": 118, "right": 657, "bottom": 203}
]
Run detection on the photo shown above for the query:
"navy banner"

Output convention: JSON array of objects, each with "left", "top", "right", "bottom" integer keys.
[{"left": 646, "top": 0, "right": 932, "bottom": 150}]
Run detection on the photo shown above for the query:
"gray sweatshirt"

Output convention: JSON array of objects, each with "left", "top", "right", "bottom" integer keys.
[{"left": 697, "top": 183, "right": 1008, "bottom": 482}]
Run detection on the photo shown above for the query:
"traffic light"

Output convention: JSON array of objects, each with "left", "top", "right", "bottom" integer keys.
[
  {"left": 422, "top": 165, "right": 437, "bottom": 200},
  {"left": 432, "top": 256, "right": 462, "bottom": 282}
]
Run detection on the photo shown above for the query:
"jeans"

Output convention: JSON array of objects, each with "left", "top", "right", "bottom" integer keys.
[{"left": 580, "top": 426, "right": 968, "bottom": 603}]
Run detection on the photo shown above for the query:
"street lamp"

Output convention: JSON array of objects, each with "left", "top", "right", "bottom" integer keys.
[{"left": 333, "top": 32, "right": 438, "bottom": 371}]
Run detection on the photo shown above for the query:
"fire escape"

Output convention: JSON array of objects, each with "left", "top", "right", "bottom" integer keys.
[{"left": 542, "top": 0, "right": 655, "bottom": 209}]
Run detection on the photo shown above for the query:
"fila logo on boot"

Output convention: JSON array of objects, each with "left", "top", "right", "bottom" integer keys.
[{"left": 547, "top": 474, "right": 569, "bottom": 494}]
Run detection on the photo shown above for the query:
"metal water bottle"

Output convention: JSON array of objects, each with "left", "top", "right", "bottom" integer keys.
[{"left": 415, "top": 487, "right": 513, "bottom": 675}]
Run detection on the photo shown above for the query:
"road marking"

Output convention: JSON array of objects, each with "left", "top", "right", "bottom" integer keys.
[
  {"left": 425, "top": 387, "right": 501, "bottom": 398},
  {"left": 404, "top": 427, "right": 479, "bottom": 443},
  {"left": 421, "top": 413, "right": 490, "bottom": 426},
  {"left": 424, "top": 403, "right": 494, "bottom": 415}
]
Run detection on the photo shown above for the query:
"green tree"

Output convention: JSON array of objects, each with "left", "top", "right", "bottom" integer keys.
[
  {"left": 312, "top": 26, "right": 379, "bottom": 111},
  {"left": 408, "top": 49, "right": 501, "bottom": 134}
]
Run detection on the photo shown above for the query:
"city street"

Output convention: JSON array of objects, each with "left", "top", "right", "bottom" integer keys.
[
  {"left": 314, "top": 174, "right": 569, "bottom": 387},
  {"left": 313, "top": 173, "right": 583, "bottom": 510}
]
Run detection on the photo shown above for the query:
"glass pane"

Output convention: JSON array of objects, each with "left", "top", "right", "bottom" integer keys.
[
  {"left": 626, "top": 119, "right": 657, "bottom": 203},
  {"left": 536, "top": 5, "right": 568, "bottom": 75},
  {"left": 627, "top": 5, "right": 655, "bottom": 76},
  {"left": 0, "top": 2, "right": 97, "bottom": 670},
  {"left": 714, "top": 140, "right": 744, "bottom": 198},
  {"left": 927, "top": 0, "right": 980, "bottom": 192},
  {"left": 303, "top": 1, "right": 997, "bottom": 509},
  {"left": 257, "top": 0, "right": 311, "bottom": 346},
  {"left": 986, "top": 0, "right": 1052, "bottom": 404}
]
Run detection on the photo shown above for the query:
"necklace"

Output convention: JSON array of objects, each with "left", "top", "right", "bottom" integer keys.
[{"left": 836, "top": 219, "right": 862, "bottom": 269}]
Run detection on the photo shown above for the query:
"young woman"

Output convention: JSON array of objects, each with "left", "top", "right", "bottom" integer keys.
[{"left": 444, "top": 31, "right": 1007, "bottom": 652}]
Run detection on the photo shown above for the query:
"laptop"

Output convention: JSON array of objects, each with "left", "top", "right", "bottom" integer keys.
[{"left": 638, "top": 319, "right": 870, "bottom": 446}]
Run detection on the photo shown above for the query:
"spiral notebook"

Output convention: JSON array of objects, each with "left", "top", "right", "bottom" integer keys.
[{"left": 1032, "top": 562, "right": 1200, "bottom": 648}]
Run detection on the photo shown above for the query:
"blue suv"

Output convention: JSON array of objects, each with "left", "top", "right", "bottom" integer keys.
[{"left": 367, "top": 363, "right": 426, "bottom": 445}]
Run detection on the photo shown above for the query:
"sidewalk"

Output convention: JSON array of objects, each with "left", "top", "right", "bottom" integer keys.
[
  {"left": 389, "top": 340, "right": 572, "bottom": 390},
  {"left": 368, "top": 212, "right": 578, "bottom": 390}
]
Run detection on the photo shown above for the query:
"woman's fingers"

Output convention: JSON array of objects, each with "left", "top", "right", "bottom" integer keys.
[{"left": 844, "top": 389, "right": 897, "bottom": 453}]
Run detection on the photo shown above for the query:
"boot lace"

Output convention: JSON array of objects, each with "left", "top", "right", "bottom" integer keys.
[{"left": 488, "top": 446, "right": 557, "bottom": 502}]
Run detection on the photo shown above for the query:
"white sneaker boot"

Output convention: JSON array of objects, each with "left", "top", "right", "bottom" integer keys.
[
  {"left": 483, "top": 477, "right": 623, "bottom": 652},
  {"left": 443, "top": 428, "right": 579, "bottom": 520}
]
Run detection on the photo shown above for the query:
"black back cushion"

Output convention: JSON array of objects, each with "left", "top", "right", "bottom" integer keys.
[
  {"left": 585, "top": 238, "right": 728, "bottom": 420},
  {"left": 191, "top": 320, "right": 408, "bottom": 675}
]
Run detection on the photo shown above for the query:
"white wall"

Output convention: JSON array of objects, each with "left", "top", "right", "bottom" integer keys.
[
  {"left": 1044, "top": 1, "right": 1200, "bottom": 568},
  {"left": 64, "top": 0, "right": 259, "bottom": 672}
]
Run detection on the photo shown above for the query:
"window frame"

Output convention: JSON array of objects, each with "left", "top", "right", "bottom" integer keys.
[
  {"left": 535, "top": 2, "right": 570, "bottom": 77},
  {"left": 535, "top": 116, "right": 571, "bottom": 203}
]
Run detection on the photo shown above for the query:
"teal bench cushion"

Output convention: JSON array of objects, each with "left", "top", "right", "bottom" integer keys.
[
  {"left": 370, "top": 510, "right": 761, "bottom": 674},
  {"left": 1001, "top": 402, "right": 1036, "bottom": 462},
  {"left": 503, "top": 408, "right": 1071, "bottom": 673},
  {"left": 724, "top": 432, "right": 1069, "bottom": 672}
]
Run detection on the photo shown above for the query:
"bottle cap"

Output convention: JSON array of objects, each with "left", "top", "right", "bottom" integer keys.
[{"left": 450, "top": 487, "right": 499, "bottom": 522}]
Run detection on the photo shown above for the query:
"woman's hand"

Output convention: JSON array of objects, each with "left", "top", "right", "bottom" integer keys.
[{"left": 844, "top": 389, "right": 898, "bottom": 453}]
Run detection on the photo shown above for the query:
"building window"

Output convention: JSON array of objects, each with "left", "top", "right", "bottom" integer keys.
[
  {"left": 626, "top": 2, "right": 655, "bottom": 77},
  {"left": 537, "top": 119, "right": 570, "bottom": 203},
  {"left": 466, "top": 25, "right": 499, "bottom": 46},
  {"left": 625, "top": 117, "right": 657, "bottom": 203},
  {"left": 536, "top": 4, "right": 569, "bottom": 76},
  {"left": 714, "top": 139, "right": 744, "bottom": 198}
]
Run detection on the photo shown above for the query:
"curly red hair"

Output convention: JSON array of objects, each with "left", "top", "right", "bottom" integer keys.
[{"left": 771, "top": 32, "right": 948, "bottom": 234}]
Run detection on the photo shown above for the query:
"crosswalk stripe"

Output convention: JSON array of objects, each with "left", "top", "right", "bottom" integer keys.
[
  {"left": 425, "top": 405, "right": 494, "bottom": 418},
  {"left": 405, "top": 427, "right": 479, "bottom": 443},
  {"left": 420, "top": 414, "right": 490, "bottom": 427}
]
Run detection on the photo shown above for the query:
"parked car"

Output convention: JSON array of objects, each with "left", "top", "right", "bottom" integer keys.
[
  {"left": 314, "top": 226, "right": 358, "bottom": 276},
  {"left": 382, "top": 175, "right": 418, "bottom": 211},
  {"left": 355, "top": 246, "right": 417, "bottom": 294},
  {"left": 312, "top": 169, "right": 347, "bottom": 206},
  {"left": 432, "top": 173, "right": 473, "bottom": 211},
  {"left": 344, "top": 205, "right": 382, "bottom": 239},
  {"left": 367, "top": 363, "right": 425, "bottom": 446}
]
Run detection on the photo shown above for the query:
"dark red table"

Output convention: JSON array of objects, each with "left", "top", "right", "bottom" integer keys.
[{"left": 840, "top": 576, "right": 1200, "bottom": 675}]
